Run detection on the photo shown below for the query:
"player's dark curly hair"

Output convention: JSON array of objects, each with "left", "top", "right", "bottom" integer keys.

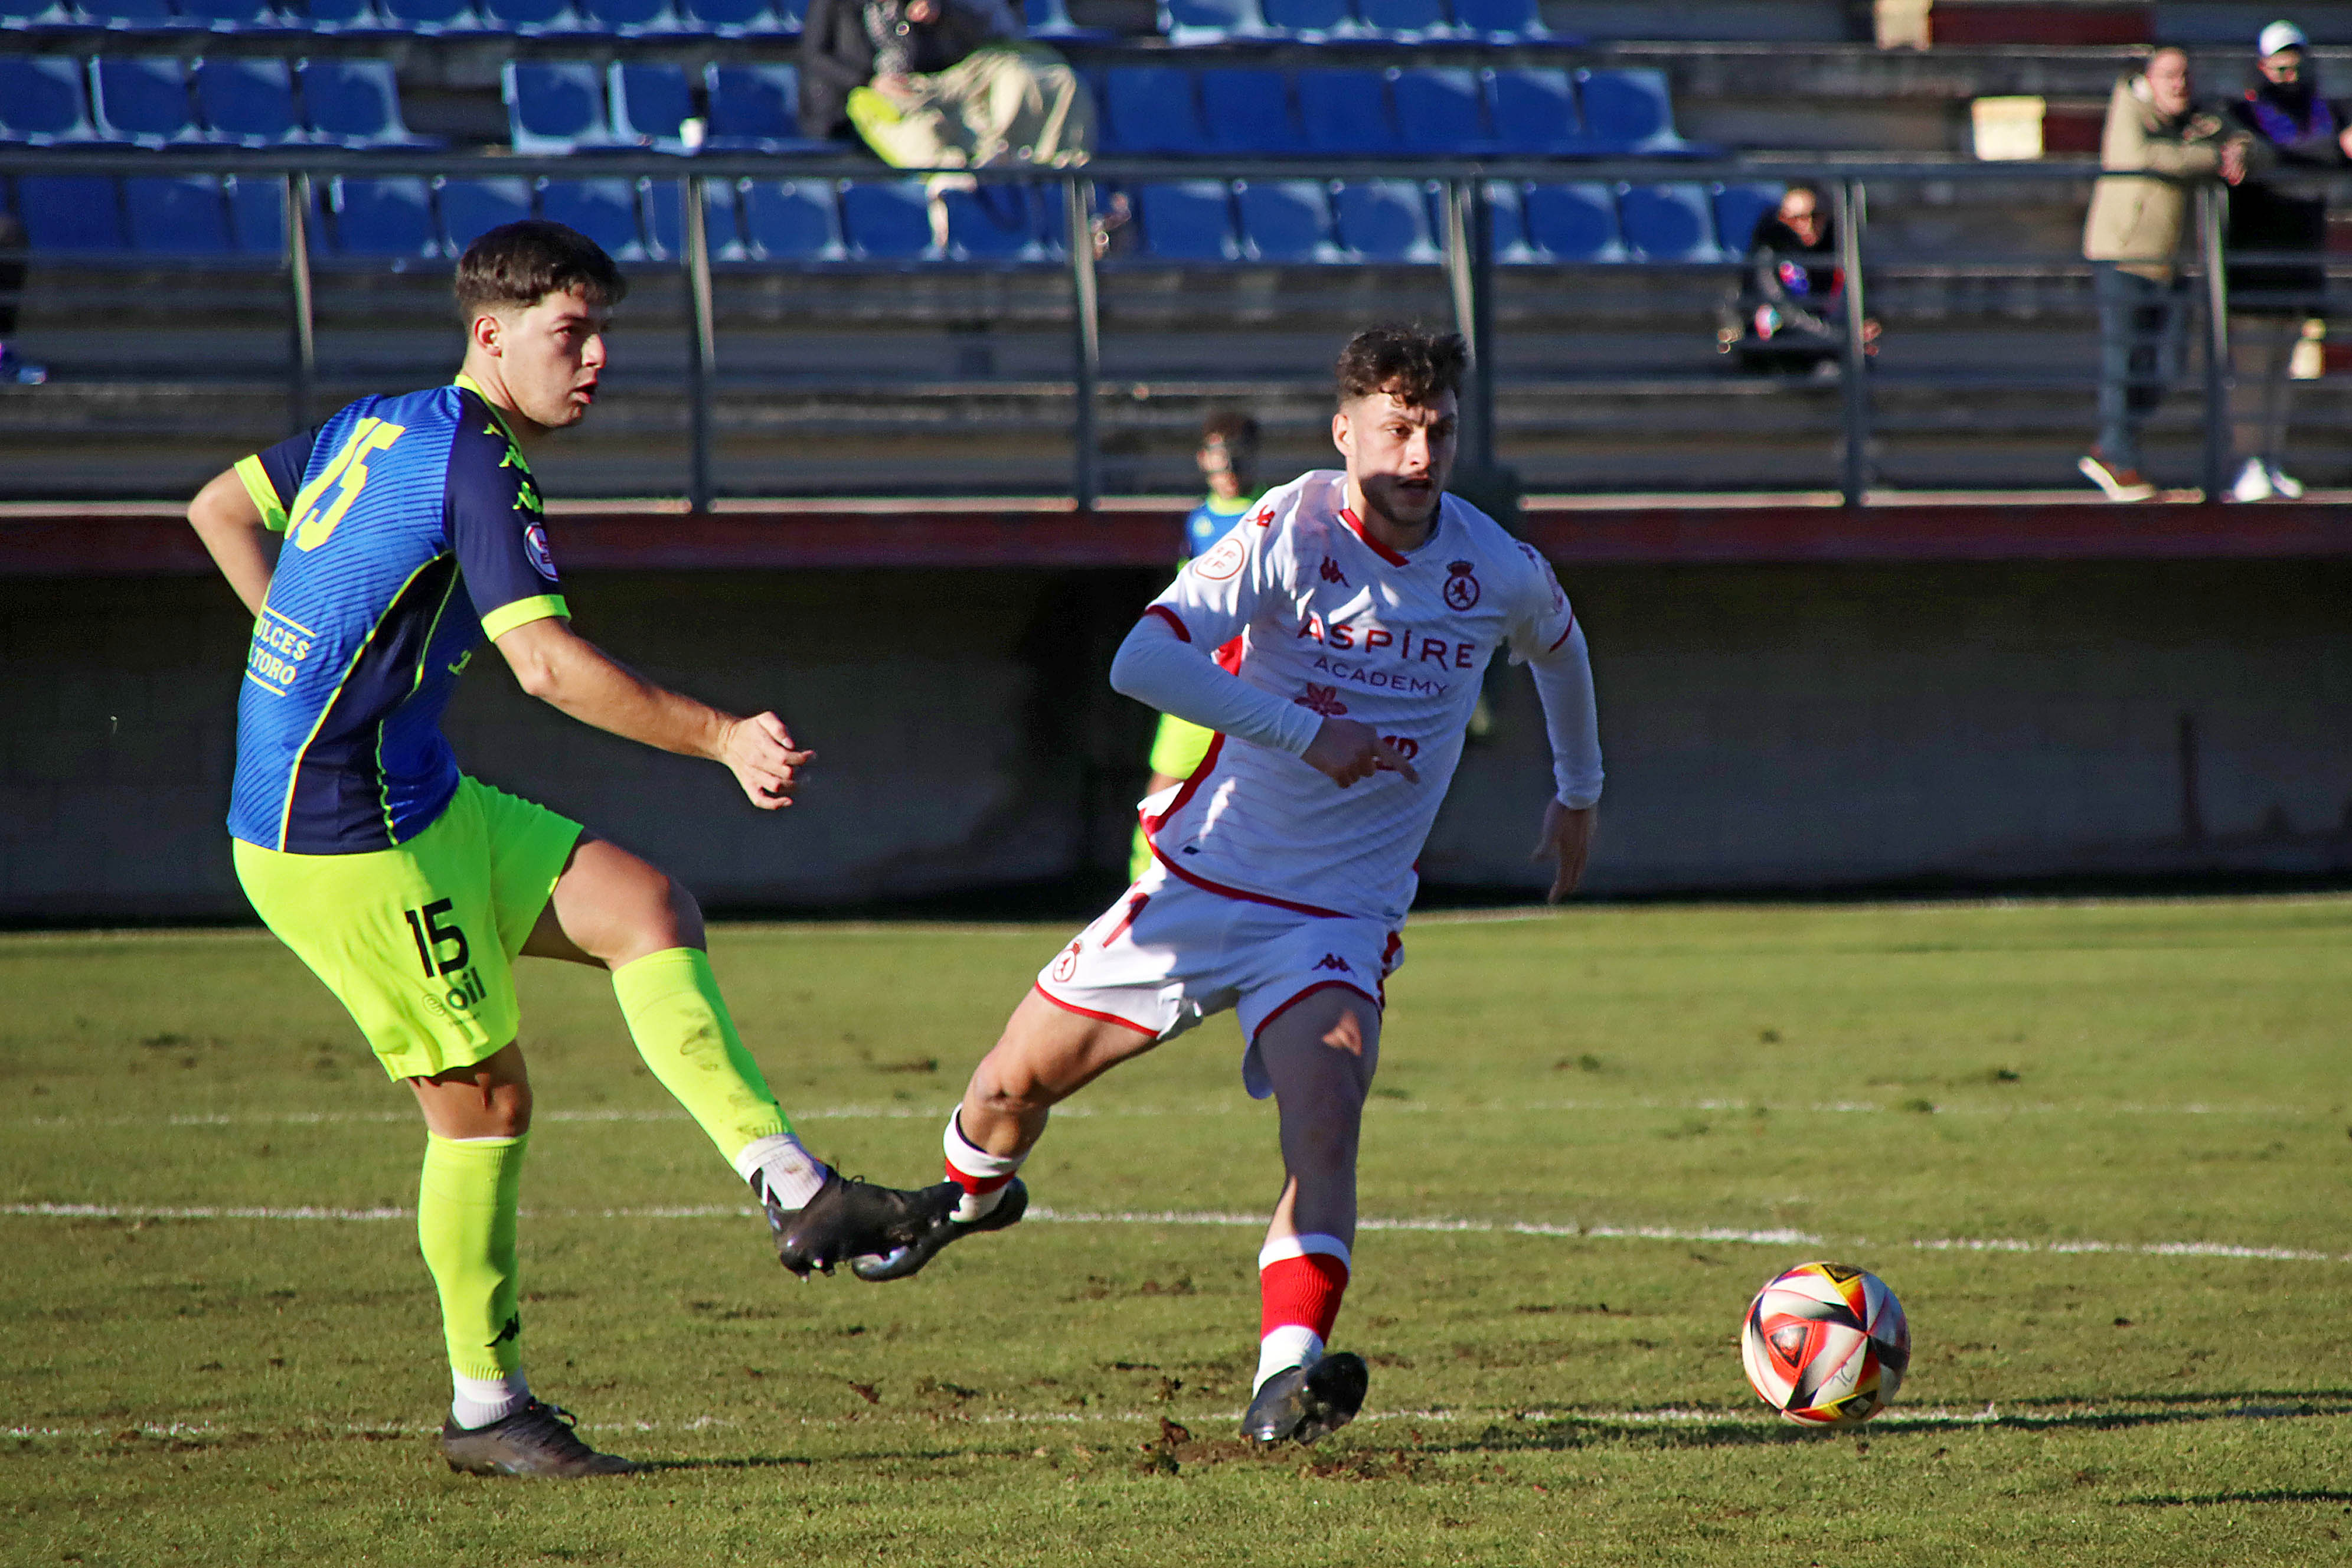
[
  {"left": 1334, "top": 325, "right": 1467, "bottom": 407},
  {"left": 455, "top": 220, "right": 629, "bottom": 320}
]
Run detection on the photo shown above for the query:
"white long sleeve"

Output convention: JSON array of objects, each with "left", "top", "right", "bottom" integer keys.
[
  {"left": 1110, "top": 617, "right": 1323, "bottom": 757},
  {"left": 1527, "top": 620, "right": 1603, "bottom": 808}
]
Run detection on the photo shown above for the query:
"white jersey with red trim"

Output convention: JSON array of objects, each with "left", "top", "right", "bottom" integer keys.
[{"left": 1139, "top": 469, "right": 1577, "bottom": 925}]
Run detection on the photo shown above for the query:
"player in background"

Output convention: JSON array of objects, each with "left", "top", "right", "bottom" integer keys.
[
  {"left": 184, "top": 221, "right": 952, "bottom": 1478},
  {"left": 1128, "top": 411, "right": 1266, "bottom": 881},
  {"left": 855, "top": 326, "right": 1604, "bottom": 1445}
]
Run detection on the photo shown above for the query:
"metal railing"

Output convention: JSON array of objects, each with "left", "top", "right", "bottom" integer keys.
[{"left": 1, "top": 148, "right": 2333, "bottom": 508}]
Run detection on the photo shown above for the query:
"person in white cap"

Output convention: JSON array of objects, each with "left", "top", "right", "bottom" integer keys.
[{"left": 2222, "top": 21, "right": 2352, "bottom": 499}]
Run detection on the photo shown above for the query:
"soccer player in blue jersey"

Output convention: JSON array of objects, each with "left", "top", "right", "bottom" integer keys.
[
  {"left": 184, "top": 221, "right": 952, "bottom": 1478},
  {"left": 1127, "top": 413, "right": 1266, "bottom": 880}
]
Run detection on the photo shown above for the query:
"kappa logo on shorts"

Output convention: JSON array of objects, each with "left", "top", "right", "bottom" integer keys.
[
  {"left": 1050, "top": 940, "right": 1082, "bottom": 982},
  {"left": 1313, "top": 953, "right": 1354, "bottom": 972},
  {"left": 1443, "top": 559, "right": 1481, "bottom": 611}
]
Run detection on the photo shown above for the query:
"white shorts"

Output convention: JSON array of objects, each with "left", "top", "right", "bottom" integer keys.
[{"left": 1033, "top": 863, "right": 1403, "bottom": 1099}]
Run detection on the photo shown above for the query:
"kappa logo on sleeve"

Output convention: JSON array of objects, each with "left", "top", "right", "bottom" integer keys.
[
  {"left": 1192, "top": 533, "right": 1249, "bottom": 582},
  {"left": 522, "top": 520, "right": 558, "bottom": 580}
]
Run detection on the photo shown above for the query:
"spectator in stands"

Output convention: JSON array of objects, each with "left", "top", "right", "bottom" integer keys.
[
  {"left": 1718, "top": 184, "right": 1879, "bottom": 377},
  {"left": 799, "top": 0, "right": 1093, "bottom": 192},
  {"left": 2222, "top": 20, "right": 2350, "bottom": 501},
  {"left": 2079, "top": 46, "right": 2249, "bottom": 502},
  {"left": 0, "top": 214, "right": 48, "bottom": 386}
]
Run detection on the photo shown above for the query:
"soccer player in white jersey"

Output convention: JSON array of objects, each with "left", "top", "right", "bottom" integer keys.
[{"left": 855, "top": 326, "right": 1604, "bottom": 1443}]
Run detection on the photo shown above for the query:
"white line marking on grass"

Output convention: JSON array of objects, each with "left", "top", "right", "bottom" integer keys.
[{"left": 9, "top": 1200, "right": 2346, "bottom": 1264}]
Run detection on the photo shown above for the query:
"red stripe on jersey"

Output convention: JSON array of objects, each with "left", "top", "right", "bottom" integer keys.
[
  {"left": 1031, "top": 982, "right": 1158, "bottom": 1037},
  {"left": 1144, "top": 605, "right": 1191, "bottom": 642},
  {"left": 1250, "top": 979, "right": 1381, "bottom": 1045},
  {"left": 1338, "top": 506, "right": 1410, "bottom": 568},
  {"left": 1150, "top": 841, "right": 1354, "bottom": 920},
  {"left": 1214, "top": 633, "right": 1245, "bottom": 674},
  {"left": 1546, "top": 609, "right": 1577, "bottom": 654},
  {"left": 1142, "top": 731, "right": 1224, "bottom": 835}
]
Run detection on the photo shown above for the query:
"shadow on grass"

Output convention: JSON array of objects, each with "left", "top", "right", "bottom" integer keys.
[{"left": 2119, "top": 1489, "right": 2352, "bottom": 1508}]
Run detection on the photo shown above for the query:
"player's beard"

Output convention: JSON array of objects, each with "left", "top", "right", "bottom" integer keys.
[{"left": 1362, "top": 472, "right": 1444, "bottom": 532}]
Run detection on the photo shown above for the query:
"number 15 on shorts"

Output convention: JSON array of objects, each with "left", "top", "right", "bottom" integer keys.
[{"left": 403, "top": 897, "right": 487, "bottom": 1011}]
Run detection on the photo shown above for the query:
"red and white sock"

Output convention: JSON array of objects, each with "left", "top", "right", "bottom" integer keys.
[
  {"left": 942, "top": 1112, "right": 1024, "bottom": 1224},
  {"left": 1255, "top": 1234, "right": 1351, "bottom": 1393}
]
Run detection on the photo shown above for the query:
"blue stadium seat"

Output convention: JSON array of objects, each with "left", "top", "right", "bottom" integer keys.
[
  {"left": 1102, "top": 67, "right": 1204, "bottom": 155},
  {"left": 1520, "top": 182, "right": 1621, "bottom": 262},
  {"left": 1482, "top": 179, "right": 1537, "bottom": 264},
  {"left": 1391, "top": 67, "right": 1484, "bottom": 153},
  {"left": 0, "top": 57, "right": 98, "bottom": 143},
  {"left": 941, "top": 185, "right": 1041, "bottom": 262},
  {"left": 1356, "top": 0, "right": 1446, "bottom": 39},
  {"left": 376, "top": 0, "right": 486, "bottom": 29},
  {"left": 1260, "top": 0, "right": 1350, "bottom": 40},
  {"left": 505, "top": 63, "right": 619, "bottom": 153},
  {"left": 770, "top": 0, "right": 802, "bottom": 29},
  {"left": 1451, "top": 0, "right": 1542, "bottom": 38},
  {"left": 436, "top": 177, "right": 531, "bottom": 251},
  {"left": 0, "top": 0, "right": 79, "bottom": 24},
  {"left": 705, "top": 63, "right": 827, "bottom": 149},
  {"left": 1616, "top": 182, "right": 1718, "bottom": 262},
  {"left": 736, "top": 178, "right": 841, "bottom": 260},
  {"left": 1158, "top": 0, "right": 1268, "bottom": 45},
  {"left": 579, "top": 0, "right": 684, "bottom": 31},
  {"left": 481, "top": 0, "right": 584, "bottom": 29},
  {"left": 179, "top": 0, "right": 294, "bottom": 27},
  {"left": 300, "top": 0, "right": 396, "bottom": 28},
  {"left": 126, "top": 175, "right": 234, "bottom": 253},
  {"left": 540, "top": 178, "right": 645, "bottom": 259},
  {"left": 839, "top": 180, "right": 935, "bottom": 261},
  {"left": 610, "top": 63, "right": 691, "bottom": 151},
  {"left": 1199, "top": 68, "right": 1304, "bottom": 154},
  {"left": 78, "top": 0, "right": 182, "bottom": 29},
  {"left": 1485, "top": 66, "right": 1576, "bottom": 155},
  {"left": 1024, "top": 0, "right": 1105, "bottom": 38},
  {"left": 329, "top": 175, "right": 436, "bottom": 257},
  {"left": 1331, "top": 178, "right": 1437, "bottom": 262},
  {"left": 640, "top": 176, "right": 684, "bottom": 257},
  {"left": 1297, "top": 69, "right": 1397, "bottom": 154},
  {"left": 300, "top": 60, "right": 432, "bottom": 146},
  {"left": 194, "top": 56, "right": 300, "bottom": 145},
  {"left": 1713, "top": 181, "right": 1785, "bottom": 256},
  {"left": 1234, "top": 178, "right": 1334, "bottom": 263},
  {"left": 1135, "top": 180, "right": 1235, "bottom": 262},
  {"left": 679, "top": 0, "right": 780, "bottom": 31},
  {"left": 17, "top": 175, "right": 128, "bottom": 252},
  {"left": 92, "top": 57, "right": 201, "bottom": 146},
  {"left": 223, "top": 172, "right": 292, "bottom": 251},
  {"left": 1573, "top": 67, "right": 1687, "bottom": 154}
]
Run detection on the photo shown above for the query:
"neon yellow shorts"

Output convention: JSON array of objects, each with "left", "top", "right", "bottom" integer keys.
[
  {"left": 233, "top": 777, "right": 582, "bottom": 1082},
  {"left": 1146, "top": 710, "right": 1216, "bottom": 781}
]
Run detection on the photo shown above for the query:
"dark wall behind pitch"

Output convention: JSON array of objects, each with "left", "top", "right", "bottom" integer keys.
[{"left": 6, "top": 558, "right": 2351, "bottom": 920}]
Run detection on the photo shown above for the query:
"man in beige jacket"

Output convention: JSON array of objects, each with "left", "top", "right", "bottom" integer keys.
[{"left": 2079, "top": 47, "right": 2250, "bottom": 501}]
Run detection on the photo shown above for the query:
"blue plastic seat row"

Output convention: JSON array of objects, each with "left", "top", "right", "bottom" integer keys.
[
  {"left": 507, "top": 60, "right": 838, "bottom": 154},
  {"left": 0, "top": 54, "right": 426, "bottom": 146},
  {"left": 1159, "top": 0, "right": 1548, "bottom": 45},
  {"left": 1127, "top": 178, "right": 1773, "bottom": 264},
  {"left": 0, "top": 172, "right": 1069, "bottom": 263},
  {"left": 1101, "top": 64, "right": 1692, "bottom": 156},
  {"left": 0, "top": 0, "right": 805, "bottom": 33}
]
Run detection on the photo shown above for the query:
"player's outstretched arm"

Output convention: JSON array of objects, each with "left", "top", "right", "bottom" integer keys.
[
  {"left": 1530, "top": 800, "right": 1598, "bottom": 903},
  {"left": 1525, "top": 619, "right": 1603, "bottom": 902},
  {"left": 187, "top": 465, "right": 277, "bottom": 617},
  {"left": 493, "top": 616, "right": 812, "bottom": 811}
]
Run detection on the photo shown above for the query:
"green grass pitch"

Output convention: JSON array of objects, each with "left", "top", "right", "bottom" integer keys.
[{"left": 5, "top": 898, "right": 2350, "bottom": 1565}]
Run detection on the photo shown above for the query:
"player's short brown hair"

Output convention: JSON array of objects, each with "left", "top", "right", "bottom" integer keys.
[
  {"left": 454, "top": 220, "right": 628, "bottom": 321},
  {"left": 1200, "top": 411, "right": 1260, "bottom": 449},
  {"left": 1335, "top": 325, "right": 1467, "bottom": 407}
]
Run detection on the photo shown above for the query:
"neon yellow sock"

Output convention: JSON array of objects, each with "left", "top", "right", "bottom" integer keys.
[
  {"left": 611, "top": 948, "right": 791, "bottom": 1167},
  {"left": 417, "top": 1132, "right": 527, "bottom": 1383}
]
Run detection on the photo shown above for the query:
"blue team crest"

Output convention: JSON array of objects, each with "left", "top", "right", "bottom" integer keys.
[{"left": 523, "top": 521, "right": 558, "bottom": 581}]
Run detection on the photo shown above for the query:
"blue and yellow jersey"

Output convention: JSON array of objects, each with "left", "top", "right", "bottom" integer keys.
[
  {"left": 226, "top": 373, "right": 569, "bottom": 854},
  {"left": 1182, "top": 490, "right": 1262, "bottom": 564}
]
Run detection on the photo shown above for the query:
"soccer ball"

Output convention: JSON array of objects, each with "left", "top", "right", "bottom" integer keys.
[{"left": 1740, "top": 1261, "right": 1910, "bottom": 1427}]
